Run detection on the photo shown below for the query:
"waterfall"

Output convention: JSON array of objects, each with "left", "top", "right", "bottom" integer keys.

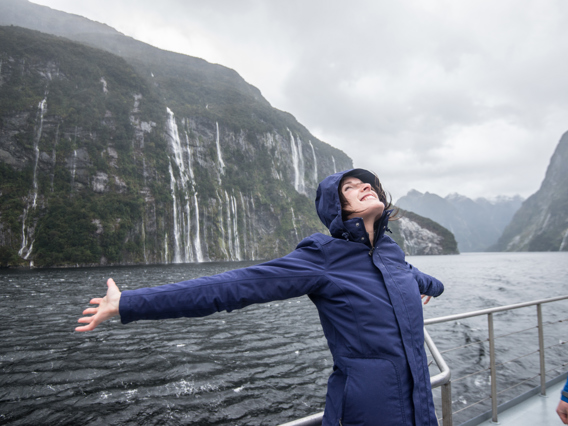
[
  {"left": 309, "top": 140, "right": 318, "bottom": 185},
  {"left": 193, "top": 194, "right": 204, "bottom": 262},
  {"left": 224, "top": 191, "right": 234, "bottom": 260},
  {"left": 291, "top": 207, "right": 299, "bottom": 240},
  {"left": 31, "top": 99, "right": 46, "bottom": 207},
  {"left": 168, "top": 161, "right": 182, "bottom": 263},
  {"left": 239, "top": 193, "right": 248, "bottom": 259},
  {"left": 216, "top": 122, "right": 225, "bottom": 177},
  {"left": 217, "top": 192, "right": 229, "bottom": 259},
  {"left": 164, "top": 233, "right": 169, "bottom": 264},
  {"left": 141, "top": 221, "right": 148, "bottom": 264},
  {"left": 231, "top": 194, "right": 241, "bottom": 261},
  {"left": 332, "top": 156, "right": 337, "bottom": 173},
  {"left": 18, "top": 98, "right": 47, "bottom": 259},
  {"left": 70, "top": 149, "right": 77, "bottom": 190},
  {"left": 165, "top": 107, "right": 205, "bottom": 263},
  {"left": 288, "top": 130, "right": 306, "bottom": 195},
  {"left": 18, "top": 207, "right": 30, "bottom": 259}
]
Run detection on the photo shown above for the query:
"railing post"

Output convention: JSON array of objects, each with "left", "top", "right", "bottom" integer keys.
[
  {"left": 441, "top": 381, "right": 453, "bottom": 426},
  {"left": 488, "top": 312, "right": 498, "bottom": 423},
  {"left": 537, "top": 303, "right": 546, "bottom": 395}
]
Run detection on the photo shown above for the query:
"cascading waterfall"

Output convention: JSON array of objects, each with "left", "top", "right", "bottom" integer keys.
[
  {"left": 31, "top": 99, "right": 45, "bottom": 207},
  {"left": 332, "top": 156, "right": 337, "bottom": 173},
  {"left": 217, "top": 192, "right": 229, "bottom": 259},
  {"left": 168, "top": 161, "right": 182, "bottom": 263},
  {"left": 218, "top": 190, "right": 245, "bottom": 261},
  {"left": 164, "top": 233, "right": 169, "bottom": 264},
  {"left": 231, "top": 194, "right": 242, "bottom": 261},
  {"left": 290, "top": 207, "right": 299, "bottom": 240},
  {"left": 18, "top": 98, "right": 47, "bottom": 259},
  {"left": 192, "top": 194, "right": 204, "bottom": 262},
  {"left": 165, "top": 107, "right": 205, "bottom": 263},
  {"left": 141, "top": 221, "right": 148, "bottom": 264},
  {"left": 239, "top": 193, "right": 248, "bottom": 259},
  {"left": 215, "top": 122, "right": 225, "bottom": 178},
  {"left": 309, "top": 140, "right": 318, "bottom": 185},
  {"left": 224, "top": 191, "right": 234, "bottom": 260},
  {"left": 70, "top": 149, "right": 77, "bottom": 190},
  {"left": 289, "top": 130, "right": 306, "bottom": 195}
]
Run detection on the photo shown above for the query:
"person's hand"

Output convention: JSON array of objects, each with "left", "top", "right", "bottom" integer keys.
[
  {"left": 421, "top": 295, "right": 432, "bottom": 305},
  {"left": 76, "top": 278, "right": 121, "bottom": 332},
  {"left": 557, "top": 399, "right": 568, "bottom": 424}
]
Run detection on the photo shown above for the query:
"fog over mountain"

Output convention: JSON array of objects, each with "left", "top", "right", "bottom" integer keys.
[{"left": 7, "top": 0, "right": 568, "bottom": 201}]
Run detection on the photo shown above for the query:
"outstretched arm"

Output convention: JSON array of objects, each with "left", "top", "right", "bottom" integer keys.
[{"left": 76, "top": 278, "right": 121, "bottom": 332}]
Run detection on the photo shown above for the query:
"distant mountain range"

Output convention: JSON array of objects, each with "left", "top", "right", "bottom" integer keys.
[{"left": 396, "top": 190, "right": 523, "bottom": 252}]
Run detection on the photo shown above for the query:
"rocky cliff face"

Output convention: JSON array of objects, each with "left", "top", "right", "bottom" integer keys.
[
  {"left": 396, "top": 190, "right": 523, "bottom": 252},
  {"left": 389, "top": 210, "right": 459, "bottom": 255},
  {"left": 0, "top": 26, "right": 351, "bottom": 267},
  {"left": 492, "top": 132, "right": 568, "bottom": 252},
  {"left": 0, "top": 1, "right": 460, "bottom": 266}
]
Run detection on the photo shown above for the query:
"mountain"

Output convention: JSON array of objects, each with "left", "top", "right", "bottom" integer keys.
[
  {"left": 0, "top": 1, "right": 458, "bottom": 267},
  {"left": 389, "top": 209, "right": 459, "bottom": 255},
  {"left": 492, "top": 132, "right": 568, "bottom": 251},
  {"left": 0, "top": 23, "right": 353, "bottom": 267},
  {"left": 396, "top": 190, "right": 523, "bottom": 252}
]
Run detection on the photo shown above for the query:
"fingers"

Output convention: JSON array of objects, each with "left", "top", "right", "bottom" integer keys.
[
  {"left": 77, "top": 316, "right": 94, "bottom": 324},
  {"left": 76, "top": 278, "right": 119, "bottom": 333},
  {"left": 421, "top": 295, "right": 432, "bottom": 305},
  {"left": 75, "top": 316, "right": 97, "bottom": 332}
]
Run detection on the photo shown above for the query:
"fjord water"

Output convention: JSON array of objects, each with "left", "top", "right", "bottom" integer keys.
[{"left": 1, "top": 252, "right": 567, "bottom": 425}]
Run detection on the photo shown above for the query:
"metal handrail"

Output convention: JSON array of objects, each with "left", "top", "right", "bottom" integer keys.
[
  {"left": 425, "top": 294, "right": 568, "bottom": 424},
  {"left": 280, "top": 295, "right": 568, "bottom": 426},
  {"left": 423, "top": 295, "right": 568, "bottom": 325}
]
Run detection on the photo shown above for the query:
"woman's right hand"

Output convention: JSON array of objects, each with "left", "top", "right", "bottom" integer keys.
[{"left": 76, "top": 278, "right": 121, "bottom": 332}]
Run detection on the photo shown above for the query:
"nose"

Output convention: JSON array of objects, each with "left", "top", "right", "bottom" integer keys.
[{"left": 360, "top": 182, "right": 371, "bottom": 192}]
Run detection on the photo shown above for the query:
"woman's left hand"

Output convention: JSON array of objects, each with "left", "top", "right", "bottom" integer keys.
[{"left": 421, "top": 295, "right": 432, "bottom": 305}]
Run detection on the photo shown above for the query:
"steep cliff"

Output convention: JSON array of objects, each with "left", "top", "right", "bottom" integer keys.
[
  {"left": 0, "top": 26, "right": 351, "bottom": 267},
  {"left": 0, "top": 1, "right": 460, "bottom": 267},
  {"left": 492, "top": 132, "right": 568, "bottom": 252}
]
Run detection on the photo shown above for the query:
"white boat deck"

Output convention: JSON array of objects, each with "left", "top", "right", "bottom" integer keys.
[{"left": 475, "top": 379, "right": 565, "bottom": 426}]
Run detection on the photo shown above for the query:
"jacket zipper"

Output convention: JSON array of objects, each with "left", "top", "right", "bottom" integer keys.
[{"left": 368, "top": 247, "right": 374, "bottom": 256}]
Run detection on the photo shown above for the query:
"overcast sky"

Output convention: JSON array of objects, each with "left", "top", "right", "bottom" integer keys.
[{"left": 31, "top": 0, "right": 568, "bottom": 201}]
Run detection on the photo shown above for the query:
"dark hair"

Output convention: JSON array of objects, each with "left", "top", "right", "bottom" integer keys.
[{"left": 338, "top": 170, "right": 398, "bottom": 221}]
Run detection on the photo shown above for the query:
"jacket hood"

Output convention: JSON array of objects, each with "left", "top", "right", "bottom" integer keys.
[{"left": 315, "top": 168, "right": 384, "bottom": 239}]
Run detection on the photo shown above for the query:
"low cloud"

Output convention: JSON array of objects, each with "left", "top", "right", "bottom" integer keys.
[{"left": 33, "top": 0, "right": 568, "bottom": 199}]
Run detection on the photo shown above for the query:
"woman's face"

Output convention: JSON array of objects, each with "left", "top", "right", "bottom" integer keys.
[{"left": 340, "top": 177, "right": 385, "bottom": 221}]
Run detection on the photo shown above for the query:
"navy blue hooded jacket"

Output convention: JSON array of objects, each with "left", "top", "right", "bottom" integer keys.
[{"left": 119, "top": 169, "right": 444, "bottom": 425}]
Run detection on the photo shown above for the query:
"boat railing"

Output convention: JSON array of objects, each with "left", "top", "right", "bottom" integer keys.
[
  {"left": 425, "top": 294, "right": 568, "bottom": 425},
  {"left": 280, "top": 294, "right": 568, "bottom": 426}
]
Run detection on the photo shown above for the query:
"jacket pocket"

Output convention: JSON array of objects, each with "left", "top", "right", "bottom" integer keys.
[{"left": 340, "top": 358, "right": 406, "bottom": 426}]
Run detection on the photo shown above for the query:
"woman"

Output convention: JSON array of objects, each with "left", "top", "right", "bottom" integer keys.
[{"left": 77, "top": 168, "right": 444, "bottom": 426}]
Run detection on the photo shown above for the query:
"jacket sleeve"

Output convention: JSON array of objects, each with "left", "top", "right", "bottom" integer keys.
[
  {"left": 408, "top": 263, "right": 444, "bottom": 297},
  {"left": 119, "top": 237, "right": 328, "bottom": 324}
]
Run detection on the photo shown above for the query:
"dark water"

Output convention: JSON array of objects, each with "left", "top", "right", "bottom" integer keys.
[{"left": 1, "top": 252, "right": 567, "bottom": 425}]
